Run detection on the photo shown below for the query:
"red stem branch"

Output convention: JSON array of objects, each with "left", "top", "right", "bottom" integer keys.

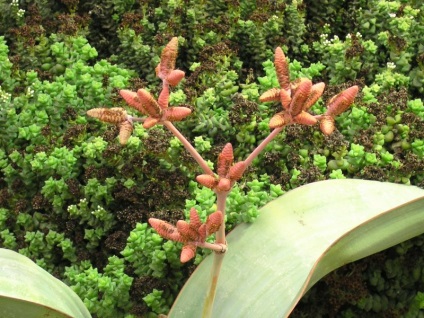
[{"left": 163, "top": 121, "right": 214, "bottom": 175}]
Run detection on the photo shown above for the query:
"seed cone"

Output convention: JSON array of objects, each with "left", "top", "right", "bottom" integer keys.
[
  {"left": 180, "top": 244, "right": 196, "bottom": 263},
  {"left": 119, "top": 90, "right": 145, "bottom": 113},
  {"left": 274, "top": 47, "right": 290, "bottom": 90},
  {"left": 320, "top": 116, "right": 336, "bottom": 135},
  {"left": 216, "top": 178, "right": 231, "bottom": 192},
  {"left": 158, "top": 37, "right": 179, "bottom": 79},
  {"left": 87, "top": 107, "right": 127, "bottom": 123},
  {"left": 217, "top": 143, "right": 234, "bottom": 177},
  {"left": 164, "top": 107, "right": 192, "bottom": 121},
  {"left": 189, "top": 208, "right": 202, "bottom": 230},
  {"left": 259, "top": 88, "right": 281, "bottom": 103},
  {"left": 326, "top": 85, "right": 359, "bottom": 117},
  {"left": 167, "top": 69, "right": 185, "bottom": 86},
  {"left": 148, "top": 218, "right": 183, "bottom": 242},
  {"left": 269, "top": 112, "right": 291, "bottom": 129},
  {"left": 177, "top": 220, "right": 198, "bottom": 241},
  {"left": 290, "top": 79, "right": 312, "bottom": 116},
  {"left": 228, "top": 161, "right": 246, "bottom": 181},
  {"left": 137, "top": 89, "right": 162, "bottom": 117},
  {"left": 118, "top": 120, "right": 133, "bottom": 145},
  {"left": 196, "top": 174, "right": 218, "bottom": 189},
  {"left": 293, "top": 111, "right": 317, "bottom": 126},
  {"left": 143, "top": 117, "right": 159, "bottom": 129},
  {"left": 206, "top": 211, "right": 223, "bottom": 235},
  {"left": 303, "top": 82, "right": 325, "bottom": 111}
]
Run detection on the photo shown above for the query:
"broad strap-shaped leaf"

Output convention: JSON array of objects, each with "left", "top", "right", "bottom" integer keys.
[
  {"left": 168, "top": 179, "right": 424, "bottom": 318},
  {"left": 0, "top": 248, "right": 91, "bottom": 318}
]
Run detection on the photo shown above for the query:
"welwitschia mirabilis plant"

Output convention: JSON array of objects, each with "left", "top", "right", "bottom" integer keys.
[{"left": 87, "top": 37, "right": 359, "bottom": 317}]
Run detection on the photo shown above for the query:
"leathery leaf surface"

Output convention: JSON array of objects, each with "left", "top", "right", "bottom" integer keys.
[
  {"left": 168, "top": 179, "right": 424, "bottom": 317},
  {"left": 0, "top": 248, "right": 91, "bottom": 318}
]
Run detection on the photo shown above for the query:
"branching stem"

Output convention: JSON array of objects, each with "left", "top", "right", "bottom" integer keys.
[
  {"left": 163, "top": 121, "right": 214, "bottom": 175},
  {"left": 244, "top": 126, "right": 283, "bottom": 168},
  {"left": 197, "top": 241, "right": 227, "bottom": 253},
  {"left": 163, "top": 112, "right": 284, "bottom": 318}
]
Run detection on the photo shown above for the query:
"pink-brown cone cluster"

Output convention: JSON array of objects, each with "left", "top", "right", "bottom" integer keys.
[
  {"left": 260, "top": 47, "right": 359, "bottom": 134},
  {"left": 86, "top": 37, "right": 191, "bottom": 145},
  {"left": 119, "top": 86, "right": 191, "bottom": 129},
  {"left": 196, "top": 143, "right": 246, "bottom": 192},
  {"left": 149, "top": 208, "right": 224, "bottom": 263},
  {"left": 118, "top": 37, "right": 191, "bottom": 131}
]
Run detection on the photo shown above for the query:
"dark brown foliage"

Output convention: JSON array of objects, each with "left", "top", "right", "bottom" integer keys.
[
  {"left": 345, "top": 34, "right": 365, "bottom": 58},
  {"left": 120, "top": 12, "right": 144, "bottom": 34},
  {"left": 101, "top": 125, "right": 120, "bottom": 142},
  {"left": 113, "top": 183, "right": 140, "bottom": 204},
  {"left": 0, "top": 188, "right": 11, "bottom": 208},
  {"left": 104, "top": 231, "right": 127, "bottom": 252},
  {"left": 229, "top": 93, "right": 259, "bottom": 126},
  {"left": 66, "top": 178, "right": 81, "bottom": 197},
  {"left": 84, "top": 165, "right": 113, "bottom": 182},
  {"left": 143, "top": 129, "right": 173, "bottom": 154},
  {"left": 296, "top": 165, "right": 324, "bottom": 185},
  {"left": 358, "top": 165, "right": 387, "bottom": 181},
  {"left": 129, "top": 276, "right": 168, "bottom": 315},
  {"left": 57, "top": 13, "right": 90, "bottom": 36},
  {"left": 388, "top": 34, "right": 407, "bottom": 53},
  {"left": 63, "top": 124, "right": 86, "bottom": 148}
]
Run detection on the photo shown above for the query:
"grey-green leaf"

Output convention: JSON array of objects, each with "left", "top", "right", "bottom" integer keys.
[
  {"left": 0, "top": 248, "right": 91, "bottom": 318},
  {"left": 168, "top": 179, "right": 424, "bottom": 317}
]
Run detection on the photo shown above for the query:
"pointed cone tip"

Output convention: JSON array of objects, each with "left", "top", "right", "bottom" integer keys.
[
  {"left": 206, "top": 211, "right": 223, "bottom": 234},
  {"left": 289, "top": 79, "right": 313, "bottom": 116},
  {"left": 180, "top": 245, "right": 196, "bottom": 263},
  {"left": 216, "top": 178, "right": 231, "bottom": 192},
  {"left": 119, "top": 120, "right": 133, "bottom": 145},
  {"left": 196, "top": 174, "right": 217, "bottom": 189},
  {"left": 320, "top": 116, "right": 336, "bottom": 135},
  {"left": 221, "top": 143, "right": 234, "bottom": 160},
  {"left": 167, "top": 70, "right": 185, "bottom": 86},
  {"left": 164, "top": 107, "right": 192, "bottom": 122},
  {"left": 259, "top": 88, "right": 281, "bottom": 103}
]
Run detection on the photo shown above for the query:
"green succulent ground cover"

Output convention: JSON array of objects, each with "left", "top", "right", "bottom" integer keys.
[{"left": 0, "top": 0, "right": 423, "bottom": 317}]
